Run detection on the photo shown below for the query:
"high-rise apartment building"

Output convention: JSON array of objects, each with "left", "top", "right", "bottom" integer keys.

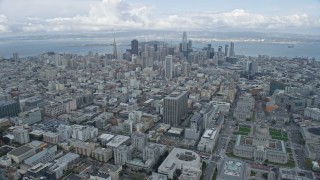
[{"left": 163, "top": 91, "right": 188, "bottom": 127}]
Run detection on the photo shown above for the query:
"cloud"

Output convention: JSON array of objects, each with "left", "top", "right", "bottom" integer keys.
[
  {"left": 0, "top": 14, "right": 10, "bottom": 32},
  {"left": 1, "top": 0, "right": 319, "bottom": 33}
]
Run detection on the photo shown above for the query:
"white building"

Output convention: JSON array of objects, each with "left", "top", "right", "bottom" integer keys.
[
  {"left": 233, "top": 93, "right": 254, "bottom": 121},
  {"left": 0, "top": 155, "right": 12, "bottom": 167},
  {"left": 72, "top": 125, "right": 98, "bottom": 141},
  {"left": 106, "top": 135, "right": 130, "bottom": 150},
  {"left": 114, "top": 145, "right": 131, "bottom": 166},
  {"left": 158, "top": 148, "right": 201, "bottom": 179},
  {"left": 99, "top": 134, "right": 115, "bottom": 146},
  {"left": 233, "top": 124, "right": 288, "bottom": 164},
  {"left": 74, "top": 141, "right": 96, "bottom": 156},
  {"left": 57, "top": 124, "right": 73, "bottom": 142},
  {"left": 13, "top": 128, "right": 30, "bottom": 144},
  {"left": 92, "top": 147, "right": 113, "bottom": 162},
  {"left": 132, "top": 132, "right": 148, "bottom": 151},
  {"left": 43, "top": 132, "right": 59, "bottom": 144},
  {"left": 304, "top": 107, "right": 320, "bottom": 121},
  {"left": 7, "top": 144, "right": 36, "bottom": 163},
  {"left": 197, "top": 128, "right": 219, "bottom": 153}
]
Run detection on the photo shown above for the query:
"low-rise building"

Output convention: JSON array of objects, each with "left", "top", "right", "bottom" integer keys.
[
  {"left": 74, "top": 141, "right": 96, "bottom": 156},
  {"left": 304, "top": 107, "right": 320, "bottom": 121},
  {"left": 0, "top": 155, "right": 12, "bottom": 167},
  {"left": 197, "top": 128, "right": 219, "bottom": 153},
  {"left": 158, "top": 148, "right": 201, "bottom": 179},
  {"left": 98, "top": 163, "right": 122, "bottom": 180},
  {"left": 217, "top": 158, "right": 248, "bottom": 180},
  {"left": 278, "top": 167, "right": 315, "bottom": 180},
  {"left": 24, "top": 147, "right": 57, "bottom": 166},
  {"left": 43, "top": 131, "right": 59, "bottom": 144},
  {"left": 44, "top": 103, "right": 67, "bottom": 117},
  {"left": 106, "top": 135, "right": 130, "bottom": 150},
  {"left": 46, "top": 152, "right": 80, "bottom": 180},
  {"left": 7, "top": 144, "right": 36, "bottom": 163},
  {"left": 233, "top": 93, "right": 254, "bottom": 121},
  {"left": 26, "top": 163, "right": 51, "bottom": 179},
  {"left": 92, "top": 147, "right": 113, "bottom": 162},
  {"left": 72, "top": 125, "right": 98, "bottom": 141},
  {"left": 233, "top": 124, "right": 288, "bottom": 164},
  {"left": 305, "top": 142, "right": 320, "bottom": 160}
]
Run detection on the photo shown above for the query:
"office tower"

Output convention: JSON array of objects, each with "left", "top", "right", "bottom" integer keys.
[
  {"left": 208, "top": 44, "right": 212, "bottom": 51},
  {"left": 131, "top": 39, "right": 139, "bottom": 55},
  {"left": 132, "top": 132, "right": 148, "bottom": 151},
  {"left": 182, "top": 61, "right": 191, "bottom": 77},
  {"left": 245, "top": 60, "right": 258, "bottom": 75},
  {"left": 165, "top": 55, "right": 173, "bottom": 80},
  {"left": 0, "top": 100, "right": 20, "bottom": 118},
  {"left": 163, "top": 91, "right": 188, "bottom": 127},
  {"left": 113, "top": 38, "right": 118, "bottom": 59},
  {"left": 182, "top": 32, "right": 188, "bottom": 52},
  {"left": 229, "top": 42, "right": 235, "bottom": 57},
  {"left": 218, "top": 46, "right": 224, "bottom": 65},
  {"left": 13, "top": 128, "right": 30, "bottom": 144},
  {"left": 154, "top": 44, "right": 158, "bottom": 52},
  {"left": 188, "top": 40, "right": 192, "bottom": 50},
  {"left": 13, "top": 52, "right": 19, "bottom": 61},
  {"left": 225, "top": 44, "right": 229, "bottom": 57}
]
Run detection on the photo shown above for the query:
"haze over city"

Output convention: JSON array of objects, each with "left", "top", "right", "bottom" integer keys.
[{"left": 0, "top": 0, "right": 320, "bottom": 34}]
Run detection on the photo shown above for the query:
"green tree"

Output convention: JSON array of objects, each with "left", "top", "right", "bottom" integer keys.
[
  {"left": 271, "top": 120, "right": 276, "bottom": 125},
  {"left": 202, "top": 161, "right": 207, "bottom": 170},
  {"left": 262, "top": 173, "right": 268, "bottom": 179},
  {"left": 305, "top": 158, "right": 313, "bottom": 169}
]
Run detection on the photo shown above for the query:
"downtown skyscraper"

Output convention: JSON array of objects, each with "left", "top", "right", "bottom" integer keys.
[
  {"left": 229, "top": 42, "right": 235, "bottom": 57},
  {"left": 113, "top": 38, "right": 118, "bottom": 59},
  {"left": 131, "top": 39, "right": 139, "bottom": 55},
  {"left": 165, "top": 55, "right": 173, "bottom": 80},
  {"left": 182, "top": 32, "right": 188, "bottom": 52}
]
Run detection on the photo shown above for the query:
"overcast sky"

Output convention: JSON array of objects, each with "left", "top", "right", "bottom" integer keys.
[{"left": 0, "top": 0, "right": 319, "bottom": 34}]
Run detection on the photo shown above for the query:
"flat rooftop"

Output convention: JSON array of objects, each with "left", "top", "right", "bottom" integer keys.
[
  {"left": 218, "top": 158, "right": 246, "bottom": 180},
  {"left": 166, "top": 91, "right": 188, "bottom": 99},
  {"left": 99, "top": 134, "right": 114, "bottom": 141},
  {"left": 8, "top": 145, "right": 35, "bottom": 157},
  {"left": 158, "top": 148, "right": 201, "bottom": 174},
  {"left": 106, "top": 135, "right": 130, "bottom": 148}
]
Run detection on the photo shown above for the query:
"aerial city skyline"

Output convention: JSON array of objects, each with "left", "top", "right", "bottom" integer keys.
[{"left": 0, "top": 1, "right": 320, "bottom": 180}]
